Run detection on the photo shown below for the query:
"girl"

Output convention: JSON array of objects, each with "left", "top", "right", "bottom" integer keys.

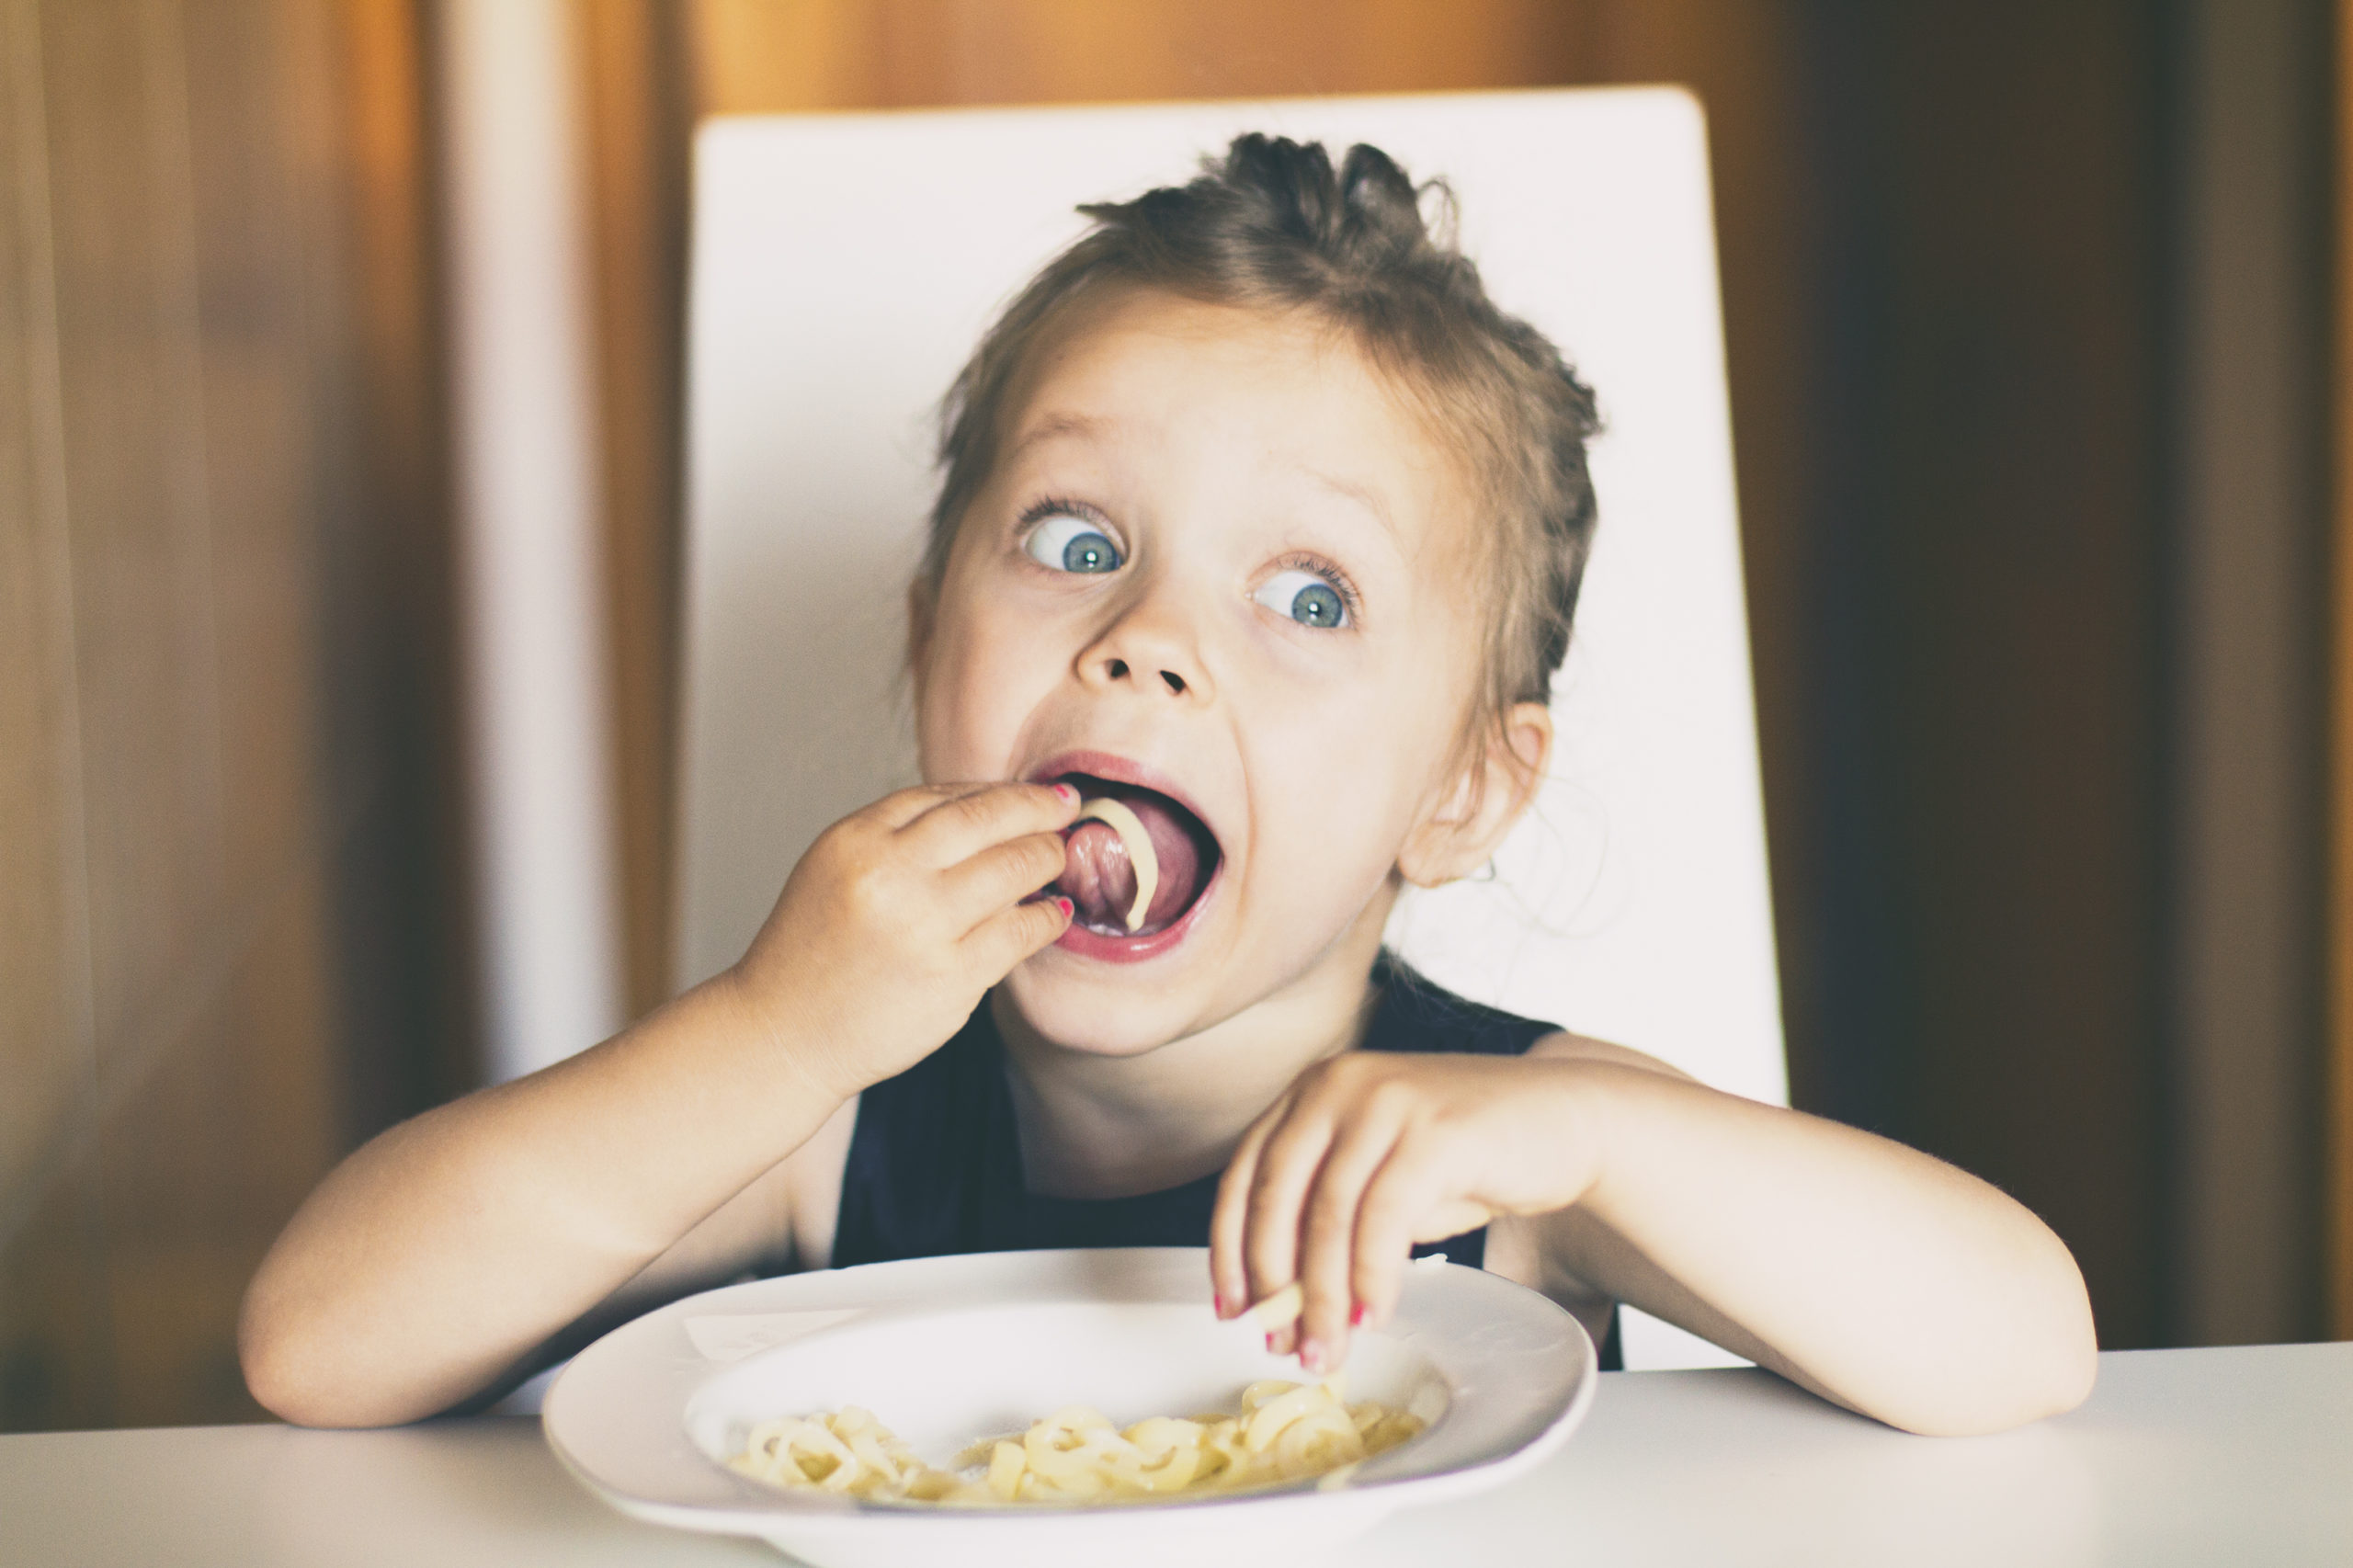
[{"left": 240, "top": 136, "right": 2096, "bottom": 1437}]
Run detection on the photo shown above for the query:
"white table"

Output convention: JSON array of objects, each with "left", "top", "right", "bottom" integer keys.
[{"left": 4, "top": 1345, "right": 2347, "bottom": 1566}]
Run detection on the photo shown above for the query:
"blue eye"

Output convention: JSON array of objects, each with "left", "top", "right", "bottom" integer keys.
[
  {"left": 1253, "top": 569, "right": 1349, "bottom": 629},
  {"left": 1024, "top": 511, "right": 1123, "bottom": 574}
]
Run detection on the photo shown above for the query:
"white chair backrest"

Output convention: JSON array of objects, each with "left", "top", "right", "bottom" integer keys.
[{"left": 679, "top": 91, "right": 1781, "bottom": 1368}]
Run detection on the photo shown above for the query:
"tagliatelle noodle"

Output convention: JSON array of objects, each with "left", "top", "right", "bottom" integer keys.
[
  {"left": 727, "top": 1376, "right": 1423, "bottom": 1506},
  {"left": 1248, "top": 1280, "right": 1305, "bottom": 1332},
  {"left": 1074, "top": 798, "right": 1157, "bottom": 932}
]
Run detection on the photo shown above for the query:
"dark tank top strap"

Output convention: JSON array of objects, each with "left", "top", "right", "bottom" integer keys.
[
  {"left": 829, "top": 1004, "right": 1022, "bottom": 1269},
  {"left": 1361, "top": 950, "right": 1563, "bottom": 1059}
]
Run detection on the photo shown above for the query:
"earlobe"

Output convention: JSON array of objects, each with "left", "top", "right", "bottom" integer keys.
[
  {"left": 1396, "top": 801, "right": 1472, "bottom": 889},
  {"left": 1395, "top": 701, "right": 1554, "bottom": 888}
]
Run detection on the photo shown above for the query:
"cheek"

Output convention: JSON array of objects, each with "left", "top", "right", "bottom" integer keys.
[
  {"left": 1249, "top": 630, "right": 1478, "bottom": 874},
  {"left": 914, "top": 593, "right": 1053, "bottom": 779},
  {"left": 1245, "top": 676, "right": 1439, "bottom": 884}
]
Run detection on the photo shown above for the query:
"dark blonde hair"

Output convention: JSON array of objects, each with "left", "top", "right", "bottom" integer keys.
[{"left": 920, "top": 133, "right": 1601, "bottom": 742}]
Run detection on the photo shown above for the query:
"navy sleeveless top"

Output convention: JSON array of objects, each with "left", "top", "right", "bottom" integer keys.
[{"left": 834, "top": 952, "right": 1556, "bottom": 1269}]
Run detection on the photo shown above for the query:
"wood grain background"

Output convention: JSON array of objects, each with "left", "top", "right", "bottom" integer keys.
[{"left": 0, "top": 0, "right": 469, "bottom": 1429}]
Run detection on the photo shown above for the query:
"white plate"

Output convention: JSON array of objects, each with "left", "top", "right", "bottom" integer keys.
[{"left": 544, "top": 1246, "right": 1595, "bottom": 1568}]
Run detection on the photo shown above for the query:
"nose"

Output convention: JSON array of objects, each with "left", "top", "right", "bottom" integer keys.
[{"left": 1078, "top": 582, "right": 1214, "bottom": 704}]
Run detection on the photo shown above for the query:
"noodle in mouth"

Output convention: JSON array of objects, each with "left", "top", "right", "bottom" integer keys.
[
  {"left": 1073, "top": 798, "right": 1157, "bottom": 932},
  {"left": 1052, "top": 783, "right": 1214, "bottom": 936},
  {"left": 726, "top": 1376, "right": 1424, "bottom": 1506}
]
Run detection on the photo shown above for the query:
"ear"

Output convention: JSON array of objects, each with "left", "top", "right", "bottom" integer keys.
[{"left": 1396, "top": 700, "right": 1553, "bottom": 888}]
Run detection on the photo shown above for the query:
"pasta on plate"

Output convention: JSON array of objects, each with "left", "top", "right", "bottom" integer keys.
[{"left": 727, "top": 1377, "right": 1425, "bottom": 1506}]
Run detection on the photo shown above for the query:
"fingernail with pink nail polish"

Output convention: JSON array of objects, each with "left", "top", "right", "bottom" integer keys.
[{"left": 1349, "top": 1301, "right": 1368, "bottom": 1328}]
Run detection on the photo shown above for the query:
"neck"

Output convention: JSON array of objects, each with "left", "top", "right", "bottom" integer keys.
[{"left": 995, "top": 888, "right": 1396, "bottom": 1199}]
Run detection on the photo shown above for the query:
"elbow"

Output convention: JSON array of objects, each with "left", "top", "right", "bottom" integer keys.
[
  {"left": 241, "top": 1351, "right": 323, "bottom": 1429},
  {"left": 240, "top": 1324, "right": 431, "bottom": 1430},
  {"left": 239, "top": 1288, "right": 357, "bottom": 1428},
  {"left": 1894, "top": 1328, "right": 2094, "bottom": 1437},
  {"left": 239, "top": 1299, "right": 325, "bottom": 1426},
  {"left": 1887, "top": 1234, "right": 2100, "bottom": 1437},
  {"left": 2000, "top": 1223, "right": 2100, "bottom": 1426},
  {"left": 2017, "top": 1254, "right": 2100, "bottom": 1423},
  {"left": 239, "top": 1272, "right": 431, "bottom": 1429},
  {"left": 1917, "top": 1327, "right": 2095, "bottom": 1437}
]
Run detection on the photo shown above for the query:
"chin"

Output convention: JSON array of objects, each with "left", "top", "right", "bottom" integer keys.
[{"left": 996, "top": 957, "right": 1222, "bottom": 1057}]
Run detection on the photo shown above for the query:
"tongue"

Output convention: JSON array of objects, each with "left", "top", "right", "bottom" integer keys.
[{"left": 1056, "top": 796, "right": 1203, "bottom": 934}]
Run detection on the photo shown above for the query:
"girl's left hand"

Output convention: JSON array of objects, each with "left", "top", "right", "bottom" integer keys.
[{"left": 1209, "top": 1051, "right": 1603, "bottom": 1372}]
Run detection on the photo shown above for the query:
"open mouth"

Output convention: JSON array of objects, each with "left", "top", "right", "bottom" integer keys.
[{"left": 1049, "top": 773, "right": 1222, "bottom": 940}]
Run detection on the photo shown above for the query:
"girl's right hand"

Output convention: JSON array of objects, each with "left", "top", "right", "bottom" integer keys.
[{"left": 725, "top": 780, "right": 1080, "bottom": 1101}]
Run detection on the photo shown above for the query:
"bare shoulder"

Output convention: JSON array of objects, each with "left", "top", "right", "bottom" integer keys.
[{"left": 1525, "top": 1028, "right": 1699, "bottom": 1083}]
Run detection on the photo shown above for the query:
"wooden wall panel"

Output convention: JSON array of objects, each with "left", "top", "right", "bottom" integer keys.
[
  {"left": 0, "top": 0, "right": 88, "bottom": 1221},
  {"left": 0, "top": 1158, "right": 108, "bottom": 1429},
  {"left": 2334, "top": 0, "right": 2353, "bottom": 1343},
  {"left": 41, "top": 0, "right": 230, "bottom": 1074},
  {"left": 1797, "top": 2, "right": 2172, "bottom": 1346},
  {"left": 328, "top": 0, "right": 478, "bottom": 1132},
  {"left": 2165, "top": 0, "right": 2329, "bottom": 1349},
  {"left": 184, "top": 0, "right": 326, "bottom": 922},
  {"left": 0, "top": 0, "right": 465, "bottom": 1431},
  {"left": 581, "top": 0, "right": 692, "bottom": 1017},
  {"left": 97, "top": 865, "right": 339, "bottom": 1426},
  {"left": 0, "top": 0, "right": 105, "bottom": 1432},
  {"left": 692, "top": 0, "right": 1597, "bottom": 112}
]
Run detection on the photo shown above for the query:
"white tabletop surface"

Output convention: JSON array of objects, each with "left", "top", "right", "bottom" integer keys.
[{"left": 4, "top": 1343, "right": 2347, "bottom": 1567}]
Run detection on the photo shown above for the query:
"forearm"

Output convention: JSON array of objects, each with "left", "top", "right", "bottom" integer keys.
[
  {"left": 1558, "top": 1065, "right": 2097, "bottom": 1435},
  {"left": 239, "top": 971, "right": 847, "bottom": 1426}
]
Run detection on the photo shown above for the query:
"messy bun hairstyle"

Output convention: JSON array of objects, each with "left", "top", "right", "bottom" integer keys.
[{"left": 921, "top": 133, "right": 1602, "bottom": 745}]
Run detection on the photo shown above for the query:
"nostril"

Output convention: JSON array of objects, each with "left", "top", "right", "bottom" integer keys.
[
  {"left": 1107, "top": 658, "right": 1130, "bottom": 680},
  {"left": 1160, "top": 670, "right": 1186, "bottom": 695}
]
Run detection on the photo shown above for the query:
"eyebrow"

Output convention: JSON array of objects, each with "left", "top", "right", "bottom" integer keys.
[
  {"left": 1005, "top": 412, "right": 1111, "bottom": 460},
  {"left": 1006, "top": 414, "right": 1402, "bottom": 544},
  {"left": 1297, "top": 463, "right": 1400, "bottom": 543}
]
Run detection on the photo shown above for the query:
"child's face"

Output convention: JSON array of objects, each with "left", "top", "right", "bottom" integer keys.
[{"left": 915, "top": 289, "right": 1496, "bottom": 1051}]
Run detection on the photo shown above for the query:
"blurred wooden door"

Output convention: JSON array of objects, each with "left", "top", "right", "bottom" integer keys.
[
  {"left": 2336, "top": 0, "right": 2353, "bottom": 1343},
  {"left": 0, "top": 0, "right": 468, "bottom": 1428}
]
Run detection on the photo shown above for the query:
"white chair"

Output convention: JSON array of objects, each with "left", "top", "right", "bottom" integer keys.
[{"left": 676, "top": 90, "right": 1781, "bottom": 1370}]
